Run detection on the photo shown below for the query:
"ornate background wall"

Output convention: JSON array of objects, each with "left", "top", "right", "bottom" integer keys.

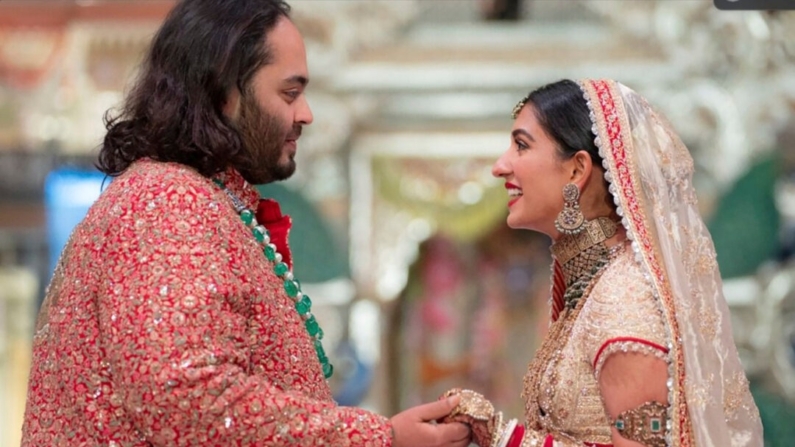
[{"left": 0, "top": 1, "right": 793, "bottom": 445}]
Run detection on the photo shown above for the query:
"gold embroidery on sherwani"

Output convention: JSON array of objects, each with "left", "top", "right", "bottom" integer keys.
[{"left": 21, "top": 161, "right": 394, "bottom": 447}]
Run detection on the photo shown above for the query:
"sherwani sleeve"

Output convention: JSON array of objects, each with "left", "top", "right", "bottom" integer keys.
[{"left": 96, "top": 179, "right": 392, "bottom": 447}]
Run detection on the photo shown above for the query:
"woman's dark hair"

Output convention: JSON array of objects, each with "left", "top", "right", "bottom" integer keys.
[
  {"left": 525, "top": 79, "right": 602, "bottom": 167},
  {"left": 96, "top": 0, "right": 291, "bottom": 177}
]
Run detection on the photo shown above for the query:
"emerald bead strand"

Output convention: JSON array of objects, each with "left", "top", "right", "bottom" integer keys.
[{"left": 214, "top": 179, "right": 333, "bottom": 378}]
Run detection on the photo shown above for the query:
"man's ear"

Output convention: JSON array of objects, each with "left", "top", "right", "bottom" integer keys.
[
  {"left": 569, "top": 150, "right": 593, "bottom": 190},
  {"left": 223, "top": 87, "right": 242, "bottom": 121}
]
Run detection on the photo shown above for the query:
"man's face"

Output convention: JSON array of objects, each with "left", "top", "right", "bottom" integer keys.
[{"left": 233, "top": 16, "right": 313, "bottom": 184}]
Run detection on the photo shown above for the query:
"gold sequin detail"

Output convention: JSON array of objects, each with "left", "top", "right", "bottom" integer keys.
[
  {"left": 22, "top": 161, "right": 393, "bottom": 446},
  {"left": 723, "top": 371, "right": 759, "bottom": 422},
  {"left": 522, "top": 243, "right": 672, "bottom": 446},
  {"left": 443, "top": 388, "right": 496, "bottom": 422}
]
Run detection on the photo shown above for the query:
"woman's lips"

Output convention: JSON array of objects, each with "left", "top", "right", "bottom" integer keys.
[{"left": 505, "top": 182, "right": 522, "bottom": 207}]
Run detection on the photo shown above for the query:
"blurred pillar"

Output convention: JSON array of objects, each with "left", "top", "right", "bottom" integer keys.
[
  {"left": 0, "top": 267, "right": 37, "bottom": 447},
  {"left": 480, "top": 0, "right": 525, "bottom": 21}
]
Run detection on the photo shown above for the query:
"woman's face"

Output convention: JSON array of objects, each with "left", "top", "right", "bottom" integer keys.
[{"left": 491, "top": 104, "right": 573, "bottom": 236}]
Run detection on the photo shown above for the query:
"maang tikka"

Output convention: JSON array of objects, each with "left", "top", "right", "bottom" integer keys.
[{"left": 555, "top": 183, "right": 586, "bottom": 235}]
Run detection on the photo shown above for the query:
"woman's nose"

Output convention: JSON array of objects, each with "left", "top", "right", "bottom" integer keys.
[{"left": 491, "top": 151, "right": 510, "bottom": 178}]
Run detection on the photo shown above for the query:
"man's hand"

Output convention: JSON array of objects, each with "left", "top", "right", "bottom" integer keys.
[{"left": 390, "top": 396, "right": 471, "bottom": 447}]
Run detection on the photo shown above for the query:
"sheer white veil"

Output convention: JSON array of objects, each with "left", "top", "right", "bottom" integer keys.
[{"left": 577, "top": 79, "right": 763, "bottom": 447}]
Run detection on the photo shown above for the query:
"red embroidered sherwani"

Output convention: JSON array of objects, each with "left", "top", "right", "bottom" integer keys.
[{"left": 22, "top": 160, "right": 392, "bottom": 446}]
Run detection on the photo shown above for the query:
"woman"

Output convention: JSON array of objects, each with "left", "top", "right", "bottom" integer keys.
[{"left": 441, "top": 79, "right": 763, "bottom": 447}]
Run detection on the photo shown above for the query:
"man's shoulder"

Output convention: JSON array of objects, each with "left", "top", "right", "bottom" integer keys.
[
  {"left": 107, "top": 160, "right": 214, "bottom": 199},
  {"left": 121, "top": 159, "right": 207, "bottom": 188},
  {"left": 95, "top": 160, "right": 225, "bottom": 219}
]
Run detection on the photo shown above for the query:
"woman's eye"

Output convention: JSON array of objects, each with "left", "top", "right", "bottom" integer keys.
[
  {"left": 285, "top": 91, "right": 300, "bottom": 99},
  {"left": 516, "top": 139, "right": 528, "bottom": 150}
]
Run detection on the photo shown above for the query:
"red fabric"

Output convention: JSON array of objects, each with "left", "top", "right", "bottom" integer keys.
[
  {"left": 593, "top": 337, "right": 669, "bottom": 370},
  {"left": 507, "top": 423, "right": 524, "bottom": 447},
  {"left": 551, "top": 260, "right": 565, "bottom": 322},
  {"left": 256, "top": 198, "right": 293, "bottom": 269},
  {"left": 21, "top": 161, "right": 392, "bottom": 447}
]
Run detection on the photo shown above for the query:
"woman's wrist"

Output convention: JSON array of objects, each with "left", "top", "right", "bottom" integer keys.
[
  {"left": 493, "top": 418, "right": 517, "bottom": 447},
  {"left": 506, "top": 423, "right": 524, "bottom": 447}
]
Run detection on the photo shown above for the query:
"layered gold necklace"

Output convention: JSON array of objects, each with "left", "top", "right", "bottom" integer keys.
[{"left": 551, "top": 217, "right": 618, "bottom": 309}]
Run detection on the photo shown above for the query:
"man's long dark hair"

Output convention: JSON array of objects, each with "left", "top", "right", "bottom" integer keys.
[{"left": 96, "top": 0, "right": 291, "bottom": 177}]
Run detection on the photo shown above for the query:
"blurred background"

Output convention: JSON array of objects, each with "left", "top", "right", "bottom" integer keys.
[{"left": 0, "top": 0, "right": 794, "bottom": 445}]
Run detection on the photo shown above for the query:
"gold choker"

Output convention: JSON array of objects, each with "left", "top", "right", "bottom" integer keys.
[
  {"left": 551, "top": 217, "right": 620, "bottom": 308},
  {"left": 551, "top": 217, "right": 617, "bottom": 265}
]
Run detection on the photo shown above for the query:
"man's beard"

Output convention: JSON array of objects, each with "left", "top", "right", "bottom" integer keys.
[{"left": 235, "top": 94, "right": 299, "bottom": 184}]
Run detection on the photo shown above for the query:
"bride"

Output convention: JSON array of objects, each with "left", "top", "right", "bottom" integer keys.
[{"left": 442, "top": 79, "right": 763, "bottom": 447}]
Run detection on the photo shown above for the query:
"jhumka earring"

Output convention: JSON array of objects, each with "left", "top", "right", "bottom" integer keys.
[{"left": 554, "top": 183, "right": 586, "bottom": 235}]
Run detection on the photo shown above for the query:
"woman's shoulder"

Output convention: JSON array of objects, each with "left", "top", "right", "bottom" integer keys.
[
  {"left": 588, "top": 242, "right": 654, "bottom": 308},
  {"left": 574, "top": 242, "right": 670, "bottom": 357}
]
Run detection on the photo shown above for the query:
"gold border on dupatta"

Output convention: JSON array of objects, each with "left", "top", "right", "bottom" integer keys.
[{"left": 579, "top": 79, "right": 694, "bottom": 447}]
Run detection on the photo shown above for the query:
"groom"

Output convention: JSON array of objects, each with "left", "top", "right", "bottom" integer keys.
[{"left": 21, "top": 0, "right": 469, "bottom": 446}]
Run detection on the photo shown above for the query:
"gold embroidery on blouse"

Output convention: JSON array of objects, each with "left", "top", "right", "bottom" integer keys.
[
  {"left": 521, "top": 243, "right": 674, "bottom": 446},
  {"left": 522, "top": 241, "right": 623, "bottom": 445}
]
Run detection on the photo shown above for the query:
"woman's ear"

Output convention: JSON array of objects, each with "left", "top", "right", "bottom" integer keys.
[{"left": 569, "top": 150, "right": 593, "bottom": 190}]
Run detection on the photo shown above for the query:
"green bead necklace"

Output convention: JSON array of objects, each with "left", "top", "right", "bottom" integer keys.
[{"left": 214, "top": 179, "right": 333, "bottom": 379}]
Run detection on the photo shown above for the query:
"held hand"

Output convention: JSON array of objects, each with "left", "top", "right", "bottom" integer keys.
[
  {"left": 441, "top": 413, "right": 494, "bottom": 447},
  {"left": 390, "top": 396, "right": 471, "bottom": 447},
  {"left": 437, "top": 389, "right": 502, "bottom": 447}
]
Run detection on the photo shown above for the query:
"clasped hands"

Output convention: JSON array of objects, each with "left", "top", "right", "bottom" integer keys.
[
  {"left": 389, "top": 393, "right": 470, "bottom": 447},
  {"left": 389, "top": 388, "right": 505, "bottom": 447}
]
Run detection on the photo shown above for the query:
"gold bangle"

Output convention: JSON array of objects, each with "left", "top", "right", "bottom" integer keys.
[
  {"left": 488, "top": 412, "right": 504, "bottom": 447},
  {"left": 495, "top": 418, "right": 518, "bottom": 447}
]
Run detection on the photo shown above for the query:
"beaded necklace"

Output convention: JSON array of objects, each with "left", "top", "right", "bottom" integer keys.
[{"left": 214, "top": 179, "right": 333, "bottom": 379}]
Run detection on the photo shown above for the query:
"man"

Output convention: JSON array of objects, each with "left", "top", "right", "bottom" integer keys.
[{"left": 21, "top": 1, "right": 469, "bottom": 446}]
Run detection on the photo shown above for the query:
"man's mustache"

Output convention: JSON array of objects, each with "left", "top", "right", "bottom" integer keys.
[{"left": 287, "top": 125, "right": 302, "bottom": 140}]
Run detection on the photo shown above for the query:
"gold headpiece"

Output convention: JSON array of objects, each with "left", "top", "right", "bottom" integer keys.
[{"left": 511, "top": 95, "right": 530, "bottom": 119}]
